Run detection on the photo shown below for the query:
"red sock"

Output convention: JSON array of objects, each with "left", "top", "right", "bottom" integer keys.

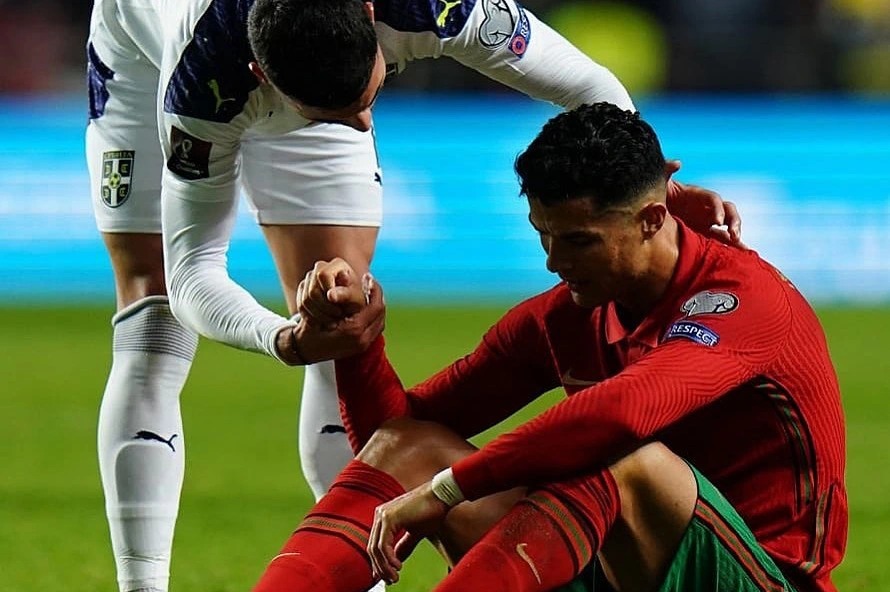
[
  {"left": 253, "top": 460, "right": 405, "bottom": 592},
  {"left": 434, "top": 470, "right": 620, "bottom": 592}
]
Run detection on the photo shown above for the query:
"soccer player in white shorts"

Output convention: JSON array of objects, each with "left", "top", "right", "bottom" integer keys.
[{"left": 85, "top": 0, "right": 739, "bottom": 590}]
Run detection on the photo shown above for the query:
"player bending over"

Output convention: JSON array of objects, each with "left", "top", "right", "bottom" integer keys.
[{"left": 254, "top": 103, "right": 846, "bottom": 592}]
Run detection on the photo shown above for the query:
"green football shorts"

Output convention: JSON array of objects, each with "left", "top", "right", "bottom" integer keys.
[{"left": 557, "top": 464, "right": 797, "bottom": 592}]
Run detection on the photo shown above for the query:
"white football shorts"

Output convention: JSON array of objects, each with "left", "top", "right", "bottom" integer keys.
[{"left": 86, "top": 0, "right": 383, "bottom": 233}]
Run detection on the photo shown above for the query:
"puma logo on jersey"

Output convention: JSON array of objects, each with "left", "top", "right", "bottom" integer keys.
[
  {"left": 320, "top": 424, "right": 347, "bottom": 434},
  {"left": 561, "top": 369, "right": 599, "bottom": 387},
  {"left": 515, "top": 543, "right": 542, "bottom": 584},
  {"left": 207, "top": 79, "right": 235, "bottom": 114},
  {"left": 436, "top": 0, "right": 462, "bottom": 28},
  {"left": 134, "top": 430, "right": 178, "bottom": 452}
]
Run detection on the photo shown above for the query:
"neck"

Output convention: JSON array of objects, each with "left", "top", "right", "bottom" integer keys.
[{"left": 614, "top": 216, "right": 680, "bottom": 327}]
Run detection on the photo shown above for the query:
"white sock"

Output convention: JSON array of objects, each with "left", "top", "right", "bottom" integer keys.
[
  {"left": 298, "top": 360, "right": 354, "bottom": 500},
  {"left": 97, "top": 296, "right": 198, "bottom": 592}
]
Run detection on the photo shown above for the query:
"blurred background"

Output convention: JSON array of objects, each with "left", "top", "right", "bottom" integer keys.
[
  {"left": 1, "top": 0, "right": 890, "bottom": 302},
  {"left": 1, "top": 1, "right": 889, "bottom": 591},
  {"left": 3, "top": 0, "right": 890, "bottom": 94}
]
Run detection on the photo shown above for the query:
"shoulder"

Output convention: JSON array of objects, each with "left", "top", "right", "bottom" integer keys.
[
  {"left": 704, "top": 243, "right": 792, "bottom": 311},
  {"left": 375, "top": 0, "right": 526, "bottom": 42},
  {"left": 375, "top": 0, "right": 477, "bottom": 37},
  {"left": 664, "top": 243, "right": 795, "bottom": 358},
  {"left": 163, "top": 0, "right": 258, "bottom": 123}
]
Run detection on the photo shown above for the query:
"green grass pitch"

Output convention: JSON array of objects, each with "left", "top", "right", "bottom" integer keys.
[{"left": 0, "top": 304, "right": 886, "bottom": 591}]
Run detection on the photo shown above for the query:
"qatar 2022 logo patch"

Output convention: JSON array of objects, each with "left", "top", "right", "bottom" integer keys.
[
  {"left": 101, "top": 150, "right": 135, "bottom": 208},
  {"left": 167, "top": 127, "right": 211, "bottom": 180}
]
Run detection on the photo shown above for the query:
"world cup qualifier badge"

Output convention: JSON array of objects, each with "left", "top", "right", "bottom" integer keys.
[{"left": 101, "top": 150, "right": 135, "bottom": 207}]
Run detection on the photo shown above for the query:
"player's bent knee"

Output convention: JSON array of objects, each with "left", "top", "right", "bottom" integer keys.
[
  {"left": 599, "top": 444, "right": 698, "bottom": 591},
  {"left": 608, "top": 442, "right": 697, "bottom": 527},
  {"left": 611, "top": 442, "right": 685, "bottom": 489},
  {"left": 357, "top": 418, "right": 476, "bottom": 489}
]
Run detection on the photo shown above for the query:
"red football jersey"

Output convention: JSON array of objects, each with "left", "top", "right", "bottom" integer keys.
[{"left": 336, "top": 222, "right": 847, "bottom": 591}]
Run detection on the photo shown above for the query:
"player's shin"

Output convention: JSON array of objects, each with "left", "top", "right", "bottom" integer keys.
[
  {"left": 253, "top": 460, "right": 406, "bottom": 592},
  {"left": 299, "top": 360, "right": 354, "bottom": 499},
  {"left": 97, "top": 296, "right": 198, "bottom": 592},
  {"left": 435, "top": 471, "right": 620, "bottom": 592}
]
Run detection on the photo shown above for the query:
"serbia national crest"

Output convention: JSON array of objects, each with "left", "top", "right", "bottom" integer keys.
[{"left": 101, "top": 150, "right": 135, "bottom": 208}]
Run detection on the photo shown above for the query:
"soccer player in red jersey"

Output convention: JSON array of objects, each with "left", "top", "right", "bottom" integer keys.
[{"left": 254, "top": 103, "right": 846, "bottom": 592}]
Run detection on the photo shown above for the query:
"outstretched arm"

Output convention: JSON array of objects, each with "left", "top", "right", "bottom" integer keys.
[
  {"left": 163, "top": 179, "right": 299, "bottom": 361},
  {"left": 296, "top": 261, "right": 562, "bottom": 452},
  {"left": 335, "top": 305, "right": 560, "bottom": 452}
]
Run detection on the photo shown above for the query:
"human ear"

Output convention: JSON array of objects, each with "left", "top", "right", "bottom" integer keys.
[{"left": 639, "top": 202, "right": 667, "bottom": 239}]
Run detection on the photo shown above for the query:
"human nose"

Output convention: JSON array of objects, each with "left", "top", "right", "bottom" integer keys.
[{"left": 544, "top": 238, "right": 568, "bottom": 275}]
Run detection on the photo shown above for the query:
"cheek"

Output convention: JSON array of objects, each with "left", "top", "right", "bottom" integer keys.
[
  {"left": 608, "top": 234, "right": 641, "bottom": 273},
  {"left": 578, "top": 248, "right": 615, "bottom": 281},
  {"left": 581, "top": 247, "right": 628, "bottom": 287}
]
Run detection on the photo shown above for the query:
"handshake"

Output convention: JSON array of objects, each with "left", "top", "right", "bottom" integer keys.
[{"left": 274, "top": 258, "right": 385, "bottom": 365}]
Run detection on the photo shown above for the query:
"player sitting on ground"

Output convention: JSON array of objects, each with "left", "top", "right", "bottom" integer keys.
[{"left": 253, "top": 102, "right": 847, "bottom": 592}]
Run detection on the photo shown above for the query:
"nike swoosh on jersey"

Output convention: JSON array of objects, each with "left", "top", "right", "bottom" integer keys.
[
  {"left": 515, "top": 543, "right": 542, "bottom": 584},
  {"left": 560, "top": 369, "right": 599, "bottom": 387}
]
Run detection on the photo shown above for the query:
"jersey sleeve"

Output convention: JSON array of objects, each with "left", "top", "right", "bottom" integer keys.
[
  {"left": 451, "top": 274, "right": 794, "bottom": 501},
  {"left": 376, "top": 0, "right": 634, "bottom": 111},
  {"left": 335, "top": 296, "right": 561, "bottom": 451},
  {"left": 443, "top": 0, "right": 635, "bottom": 110},
  {"left": 162, "top": 175, "right": 296, "bottom": 358}
]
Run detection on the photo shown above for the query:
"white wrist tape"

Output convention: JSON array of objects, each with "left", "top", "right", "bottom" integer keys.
[{"left": 431, "top": 468, "right": 465, "bottom": 507}]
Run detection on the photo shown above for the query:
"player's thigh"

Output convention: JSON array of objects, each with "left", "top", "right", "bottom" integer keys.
[
  {"left": 653, "top": 465, "right": 797, "bottom": 591},
  {"left": 240, "top": 123, "right": 382, "bottom": 307},
  {"left": 87, "top": 0, "right": 165, "bottom": 305},
  {"left": 564, "top": 463, "right": 797, "bottom": 592}
]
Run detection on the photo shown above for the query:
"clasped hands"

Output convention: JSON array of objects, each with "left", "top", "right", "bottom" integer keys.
[{"left": 275, "top": 258, "right": 385, "bottom": 365}]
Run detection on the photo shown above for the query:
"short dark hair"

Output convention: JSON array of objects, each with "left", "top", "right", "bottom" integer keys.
[
  {"left": 515, "top": 102, "right": 666, "bottom": 210},
  {"left": 247, "top": 0, "right": 378, "bottom": 109}
]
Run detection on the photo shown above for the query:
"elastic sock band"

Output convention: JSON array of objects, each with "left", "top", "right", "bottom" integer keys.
[{"left": 112, "top": 296, "right": 198, "bottom": 359}]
